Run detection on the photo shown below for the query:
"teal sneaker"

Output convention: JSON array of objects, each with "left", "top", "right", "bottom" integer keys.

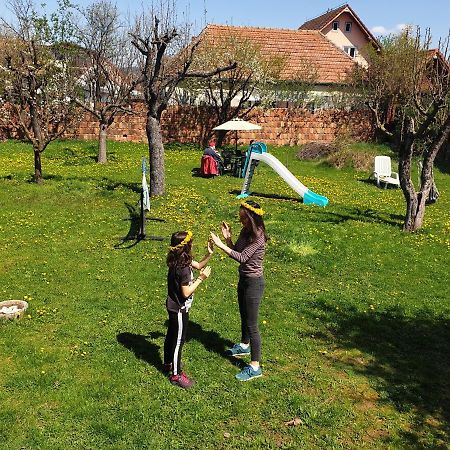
[
  {"left": 235, "top": 365, "right": 262, "bottom": 381},
  {"left": 225, "top": 343, "right": 251, "bottom": 357}
]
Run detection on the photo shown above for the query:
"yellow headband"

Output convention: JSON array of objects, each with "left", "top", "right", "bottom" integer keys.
[
  {"left": 240, "top": 200, "right": 264, "bottom": 216},
  {"left": 169, "top": 230, "right": 193, "bottom": 251}
]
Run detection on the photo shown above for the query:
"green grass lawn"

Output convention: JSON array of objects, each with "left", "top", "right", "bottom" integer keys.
[{"left": 0, "top": 139, "right": 449, "bottom": 449}]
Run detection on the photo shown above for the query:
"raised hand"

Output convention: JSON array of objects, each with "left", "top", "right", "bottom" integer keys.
[
  {"left": 207, "top": 237, "right": 214, "bottom": 254},
  {"left": 199, "top": 266, "right": 211, "bottom": 280},
  {"left": 210, "top": 232, "right": 223, "bottom": 247},
  {"left": 221, "top": 221, "right": 231, "bottom": 240}
]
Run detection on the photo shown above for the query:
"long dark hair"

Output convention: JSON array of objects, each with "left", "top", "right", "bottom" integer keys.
[
  {"left": 240, "top": 200, "right": 269, "bottom": 242},
  {"left": 166, "top": 231, "right": 193, "bottom": 269}
]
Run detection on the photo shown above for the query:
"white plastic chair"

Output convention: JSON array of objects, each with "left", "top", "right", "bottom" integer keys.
[{"left": 372, "top": 156, "right": 400, "bottom": 188}]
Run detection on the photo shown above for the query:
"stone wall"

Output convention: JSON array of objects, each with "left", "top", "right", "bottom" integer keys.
[{"left": 69, "top": 103, "right": 374, "bottom": 146}]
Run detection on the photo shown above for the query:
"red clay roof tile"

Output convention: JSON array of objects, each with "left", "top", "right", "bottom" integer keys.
[
  {"left": 199, "top": 25, "right": 356, "bottom": 84},
  {"left": 299, "top": 4, "right": 349, "bottom": 31}
]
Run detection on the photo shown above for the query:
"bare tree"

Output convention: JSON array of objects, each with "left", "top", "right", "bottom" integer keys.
[
  {"left": 130, "top": 1, "right": 236, "bottom": 196},
  {"left": 185, "top": 31, "right": 283, "bottom": 146},
  {"left": 73, "top": 0, "right": 140, "bottom": 163},
  {"left": 0, "top": 0, "right": 80, "bottom": 183},
  {"left": 354, "top": 28, "right": 450, "bottom": 231}
]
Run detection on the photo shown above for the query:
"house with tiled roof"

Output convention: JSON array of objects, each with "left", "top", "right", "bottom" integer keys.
[
  {"left": 299, "top": 3, "right": 380, "bottom": 67},
  {"left": 181, "top": 4, "right": 382, "bottom": 110},
  {"left": 198, "top": 24, "right": 356, "bottom": 85},
  {"left": 190, "top": 24, "right": 358, "bottom": 109}
]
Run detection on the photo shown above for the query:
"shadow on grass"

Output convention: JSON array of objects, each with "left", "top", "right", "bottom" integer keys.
[
  {"left": 357, "top": 177, "right": 402, "bottom": 189},
  {"left": 115, "top": 203, "right": 166, "bottom": 249},
  {"left": 229, "top": 189, "right": 301, "bottom": 202},
  {"left": 191, "top": 167, "right": 234, "bottom": 179},
  {"left": 229, "top": 188, "right": 404, "bottom": 228},
  {"left": 191, "top": 167, "right": 203, "bottom": 178},
  {"left": 188, "top": 321, "right": 244, "bottom": 369},
  {"left": 315, "top": 302, "right": 450, "bottom": 448},
  {"left": 435, "top": 153, "right": 450, "bottom": 175},
  {"left": 114, "top": 202, "right": 142, "bottom": 249},
  {"left": 44, "top": 174, "right": 141, "bottom": 193},
  {"left": 117, "top": 331, "right": 165, "bottom": 374},
  {"left": 117, "top": 325, "right": 244, "bottom": 372},
  {"left": 308, "top": 206, "right": 404, "bottom": 228}
]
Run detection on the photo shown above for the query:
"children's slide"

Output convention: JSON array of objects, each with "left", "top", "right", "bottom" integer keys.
[{"left": 238, "top": 144, "right": 329, "bottom": 206}]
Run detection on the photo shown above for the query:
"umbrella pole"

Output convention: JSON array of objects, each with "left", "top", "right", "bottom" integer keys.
[{"left": 235, "top": 130, "right": 238, "bottom": 153}]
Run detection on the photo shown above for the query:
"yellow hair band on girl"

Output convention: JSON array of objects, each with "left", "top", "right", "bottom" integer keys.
[
  {"left": 240, "top": 201, "right": 264, "bottom": 216},
  {"left": 169, "top": 230, "right": 193, "bottom": 251}
]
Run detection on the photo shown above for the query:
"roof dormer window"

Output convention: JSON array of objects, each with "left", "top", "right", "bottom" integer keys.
[
  {"left": 344, "top": 46, "right": 357, "bottom": 58},
  {"left": 332, "top": 21, "right": 339, "bottom": 31},
  {"left": 345, "top": 22, "right": 352, "bottom": 32}
]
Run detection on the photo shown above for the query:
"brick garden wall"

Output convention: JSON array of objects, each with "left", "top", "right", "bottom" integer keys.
[
  {"left": 4, "top": 100, "right": 448, "bottom": 159},
  {"left": 69, "top": 102, "right": 374, "bottom": 146},
  {"left": 1, "top": 102, "right": 374, "bottom": 146}
]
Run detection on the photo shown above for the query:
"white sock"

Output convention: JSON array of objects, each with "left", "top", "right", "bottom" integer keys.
[
  {"left": 240, "top": 342, "right": 249, "bottom": 349},
  {"left": 250, "top": 363, "right": 260, "bottom": 371}
]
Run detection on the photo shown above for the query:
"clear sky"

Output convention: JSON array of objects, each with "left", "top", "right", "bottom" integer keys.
[{"left": 2, "top": 0, "right": 450, "bottom": 46}]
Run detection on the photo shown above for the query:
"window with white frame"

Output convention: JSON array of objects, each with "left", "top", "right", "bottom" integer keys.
[
  {"left": 345, "top": 22, "right": 352, "bottom": 32},
  {"left": 344, "top": 46, "right": 357, "bottom": 58},
  {"left": 332, "top": 21, "right": 339, "bottom": 31}
]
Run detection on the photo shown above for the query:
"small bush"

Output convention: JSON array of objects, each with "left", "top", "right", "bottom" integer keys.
[
  {"left": 297, "top": 142, "right": 338, "bottom": 160},
  {"left": 323, "top": 139, "right": 386, "bottom": 171},
  {"left": 297, "top": 139, "right": 378, "bottom": 171},
  {"left": 325, "top": 147, "right": 375, "bottom": 171}
]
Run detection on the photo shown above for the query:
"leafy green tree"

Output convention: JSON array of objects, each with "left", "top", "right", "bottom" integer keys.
[{"left": 0, "top": 0, "right": 80, "bottom": 183}]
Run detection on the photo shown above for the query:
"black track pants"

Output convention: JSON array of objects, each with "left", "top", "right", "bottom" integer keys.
[{"left": 164, "top": 309, "right": 188, "bottom": 375}]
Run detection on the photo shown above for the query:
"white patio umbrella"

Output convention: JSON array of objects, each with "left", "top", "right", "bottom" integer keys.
[{"left": 213, "top": 118, "right": 261, "bottom": 151}]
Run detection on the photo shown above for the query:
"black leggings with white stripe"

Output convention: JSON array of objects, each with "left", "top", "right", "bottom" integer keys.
[{"left": 164, "top": 309, "right": 188, "bottom": 375}]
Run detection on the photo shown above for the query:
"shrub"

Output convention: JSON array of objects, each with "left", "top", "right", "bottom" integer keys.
[
  {"left": 325, "top": 147, "right": 375, "bottom": 171},
  {"left": 296, "top": 142, "right": 338, "bottom": 160},
  {"left": 297, "top": 138, "right": 377, "bottom": 171}
]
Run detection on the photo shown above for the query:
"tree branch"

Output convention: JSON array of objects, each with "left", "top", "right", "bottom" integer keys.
[
  {"left": 73, "top": 98, "right": 102, "bottom": 121},
  {"left": 367, "top": 101, "right": 394, "bottom": 137},
  {"left": 130, "top": 33, "right": 149, "bottom": 56},
  {"left": 186, "top": 62, "right": 237, "bottom": 79}
]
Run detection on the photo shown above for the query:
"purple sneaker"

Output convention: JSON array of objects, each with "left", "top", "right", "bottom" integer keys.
[{"left": 170, "top": 372, "right": 194, "bottom": 389}]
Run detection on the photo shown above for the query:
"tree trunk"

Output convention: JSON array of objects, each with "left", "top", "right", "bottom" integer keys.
[
  {"left": 216, "top": 130, "right": 227, "bottom": 148},
  {"left": 402, "top": 189, "right": 418, "bottom": 232},
  {"left": 146, "top": 114, "right": 165, "bottom": 197},
  {"left": 33, "top": 147, "right": 43, "bottom": 184},
  {"left": 413, "top": 159, "right": 433, "bottom": 230},
  {"left": 98, "top": 123, "right": 108, "bottom": 164},
  {"left": 401, "top": 114, "right": 450, "bottom": 231},
  {"left": 398, "top": 132, "right": 418, "bottom": 232}
]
